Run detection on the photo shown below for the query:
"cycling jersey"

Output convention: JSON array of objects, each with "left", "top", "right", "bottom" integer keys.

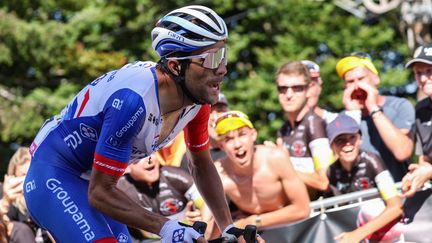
[
  {"left": 415, "top": 97, "right": 432, "bottom": 159},
  {"left": 278, "top": 109, "right": 334, "bottom": 172},
  {"left": 117, "top": 166, "right": 203, "bottom": 240},
  {"left": 118, "top": 166, "right": 203, "bottom": 218},
  {"left": 327, "top": 151, "right": 398, "bottom": 200},
  {"left": 24, "top": 61, "right": 210, "bottom": 242}
]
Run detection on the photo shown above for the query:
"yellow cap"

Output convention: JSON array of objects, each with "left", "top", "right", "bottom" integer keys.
[
  {"left": 336, "top": 56, "right": 378, "bottom": 78},
  {"left": 215, "top": 111, "right": 254, "bottom": 136}
]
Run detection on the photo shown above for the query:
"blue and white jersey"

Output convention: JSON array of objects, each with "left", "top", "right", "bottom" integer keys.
[{"left": 29, "top": 61, "right": 205, "bottom": 177}]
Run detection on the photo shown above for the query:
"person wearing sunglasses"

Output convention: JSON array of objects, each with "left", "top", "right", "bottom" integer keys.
[
  {"left": 267, "top": 61, "right": 335, "bottom": 200},
  {"left": 213, "top": 111, "right": 309, "bottom": 231},
  {"left": 402, "top": 44, "right": 432, "bottom": 197},
  {"left": 336, "top": 54, "right": 415, "bottom": 183},
  {"left": 24, "top": 5, "right": 262, "bottom": 243}
]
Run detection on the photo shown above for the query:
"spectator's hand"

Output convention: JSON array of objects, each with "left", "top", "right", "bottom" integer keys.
[
  {"left": 342, "top": 85, "right": 362, "bottom": 111},
  {"left": 356, "top": 82, "right": 379, "bottom": 113},
  {"left": 334, "top": 231, "right": 363, "bottom": 243},
  {"left": 184, "top": 201, "right": 203, "bottom": 224},
  {"left": 402, "top": 163, "right": 432, "bottom": 197},
  {"left": 3, "top": 175, "right": 25, "bottom": 203}
]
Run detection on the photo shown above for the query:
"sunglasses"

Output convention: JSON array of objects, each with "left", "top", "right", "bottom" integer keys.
[
  {"left": 166, "top": 47, "right": 227, "bottom": 70},
  {"left": 277, "top": 84, "right": 308, "bottom": 94}
]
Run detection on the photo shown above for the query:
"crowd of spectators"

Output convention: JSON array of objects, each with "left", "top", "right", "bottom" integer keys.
[{"left": 4, "top": 44, "right": 432, "bottom": 242}]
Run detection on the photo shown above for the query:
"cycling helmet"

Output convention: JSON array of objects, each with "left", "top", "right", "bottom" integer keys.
[{"left": 152, "top": 5, "right": 228, "bottom": 58}]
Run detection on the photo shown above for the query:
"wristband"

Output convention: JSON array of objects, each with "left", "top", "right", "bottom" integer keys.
[{"left": 369, "top": 107, "right": 383, "bottom": 118}]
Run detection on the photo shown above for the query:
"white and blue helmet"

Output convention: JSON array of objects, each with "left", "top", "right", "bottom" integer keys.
[{"left": 152, "top": 5, "right": 228, "bottom": 58}]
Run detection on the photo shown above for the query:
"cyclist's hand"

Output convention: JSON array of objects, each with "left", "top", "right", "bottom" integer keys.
[{"left": 160, "top": 219, "right": 205, "bottom": 243}]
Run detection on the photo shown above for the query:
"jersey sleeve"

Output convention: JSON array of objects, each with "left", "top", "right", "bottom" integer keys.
[
  {"left": 366, "top": 152, "right": 398, "bottom": 200},
  {"left": 184, "top": 105, "right": 210, "bottom": 152},
  {"left": 307, "top": 114, "right": 335, "bottom": 170},
  {"left": 93, "top": 89, "right": 146, "bottom": 177}
]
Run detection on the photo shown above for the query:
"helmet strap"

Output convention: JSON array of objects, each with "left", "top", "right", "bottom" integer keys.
[{"left": 159, "top": 58, "right": 204, "bottom": 105}]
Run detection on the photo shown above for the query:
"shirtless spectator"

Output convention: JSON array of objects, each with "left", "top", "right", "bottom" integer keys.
[
  {"left": 214, "top": 110, "right": 310, "bottom": 229},
  {"left": 402, "top": 44, "right": 432, "bottom": 197},
  {"left": 268, "top": 61, "right": 335, "bottom": 198},
  {"left": 336, "top": 54, "right": 415, "bottom": 182},
  {"left": 117, "top": 154, "right": 212, "bottom": 241},
  {"left": 326, "top": 114, "right": 402, "bottom": 243}
]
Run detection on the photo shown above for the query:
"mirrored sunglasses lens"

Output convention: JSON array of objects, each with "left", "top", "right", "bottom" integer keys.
[{"left": 203, "top": 48, "right": 226, "bottom": 69}]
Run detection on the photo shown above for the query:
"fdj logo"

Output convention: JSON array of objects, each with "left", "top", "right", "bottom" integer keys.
[
  {"left": 172, "top": 228, "right": 185, "bottom": 242},
  {"left": 64, "top": 131, "right": 82, "bottom": 149}
]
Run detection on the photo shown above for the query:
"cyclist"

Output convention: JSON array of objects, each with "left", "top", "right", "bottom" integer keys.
[{"left": 24, "top": 5, "right": 259, "bottom": 243}]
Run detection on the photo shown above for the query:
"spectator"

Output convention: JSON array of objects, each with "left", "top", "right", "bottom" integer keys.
[
  {"left": 402, "top": 44, "right": 432, "bottom": 197},
  {"left": 155, "top": 131, "right": 188, "bottom": 171},
  {"left": 117, "top": 154, "right": 212, "bottom": 241},
  {"left": 214, "top": 110, "right": 310, "bottom": 229},
  {"left": 270, "top": 61, "right": 335, "bottom": 198},
  {"left": 336, "top": 54, "right": 415, "bottom": 182},
  {"left": 208, "top": 93, "right": 230, "bottom": 161},
  {"left": 301, "top": 60, "right": 338, "bottom": 123},
  {"left": 0, "top": 147, "right": 38, "bottom": 242},
  {"left": 326, "top": 114, "right": 403, "bottom": 243}
]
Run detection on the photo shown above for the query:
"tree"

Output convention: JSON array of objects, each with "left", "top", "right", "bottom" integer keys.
[{"left": 0, "top": 0, "right": 412, "bottom": 145}]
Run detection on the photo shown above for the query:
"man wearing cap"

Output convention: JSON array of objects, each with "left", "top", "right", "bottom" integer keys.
[
  {"left": 271, "top": 61, "right": 335, "bottom": 198},
  {"left": 208, "top": 93, "right": 230, "bottom": 161},
  {"left": 326, "top": 114, "right": 402, "bottom": 243},
  {"left": 213, "top": 111, "right": 310, "bottom": 230},
  {"left": 402, "top": 44, "right": 432, "bottom": 197},
  {"left": 302, "top": 60, "right": 338, "bottom": 123},
  {"left": 336, "top": 55, "right": 415, "bottom": 182}
]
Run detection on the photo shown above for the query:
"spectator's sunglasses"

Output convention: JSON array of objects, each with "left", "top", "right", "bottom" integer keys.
[
  {"left": 276, "top": 84, "right": 308, "bottom": 94},
  {"left": 166, "top": 47, "right": 227, "bottom": 70}
]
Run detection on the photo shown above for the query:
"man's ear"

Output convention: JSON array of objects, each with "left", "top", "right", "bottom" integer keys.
[{"left": 167, "top": 59, "right": 181, "bottom": 76}]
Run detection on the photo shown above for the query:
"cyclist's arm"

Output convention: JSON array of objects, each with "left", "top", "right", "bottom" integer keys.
[
  {"left": 89, "top": 169, "right": 168, "bottom": 234},
  {"left": 184, "top": 105, "right": 233, "bottom": 232}
]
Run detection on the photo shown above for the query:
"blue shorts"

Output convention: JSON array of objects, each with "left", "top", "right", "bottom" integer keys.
[{"left": 24, "top": 161, "right": 132, "bottom": 243}]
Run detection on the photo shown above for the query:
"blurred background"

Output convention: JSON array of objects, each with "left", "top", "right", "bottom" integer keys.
[{"left": 0, "top": 0, "right": 430, "bottom": 173}]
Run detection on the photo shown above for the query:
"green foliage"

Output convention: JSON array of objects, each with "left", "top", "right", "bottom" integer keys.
[{"left": 0, "top": 0, "right": 413, "bottom": 144}]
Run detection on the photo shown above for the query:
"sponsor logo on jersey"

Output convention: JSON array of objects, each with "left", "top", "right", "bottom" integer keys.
[
  {"left": 90, "top": 73, "right": 108, "bottom": 86},
  {"left": 112, "top": 99, "right": 123, "bottom": 110},
  {"left": 107, "top": 70, "right": 118, "bottom": 82},
  {"left": 147, "top": 113, "right": 159, "bottom": 125},
  {"left": 64, "top": 131, "right": 82, "bottom": 149},
  {"left": 160, "top": 198, "right": 184, "bottom": 216},
  {"left": 106, "top": 135, "right": 122, "bottom": 147},
  {"left": 355, "top": 177, "right": 373, "bottom": 190},
  {"left": 80, "top": 123, "right": 98, "bottom": 142},
  {"left": 116, "top": 107, "right": 144, "bottom": 138},
  {"left": 117, "top": 233, "right": 128, "bottom": 243},
  {"left": 290, "top": 140, "right": 307, "bottom": 157},
  {"left": 25, "top": 180, "right": 36, "bottom": 193},
  {"left": 46, "top": 178, "right": 95, "bottom": 241}
]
